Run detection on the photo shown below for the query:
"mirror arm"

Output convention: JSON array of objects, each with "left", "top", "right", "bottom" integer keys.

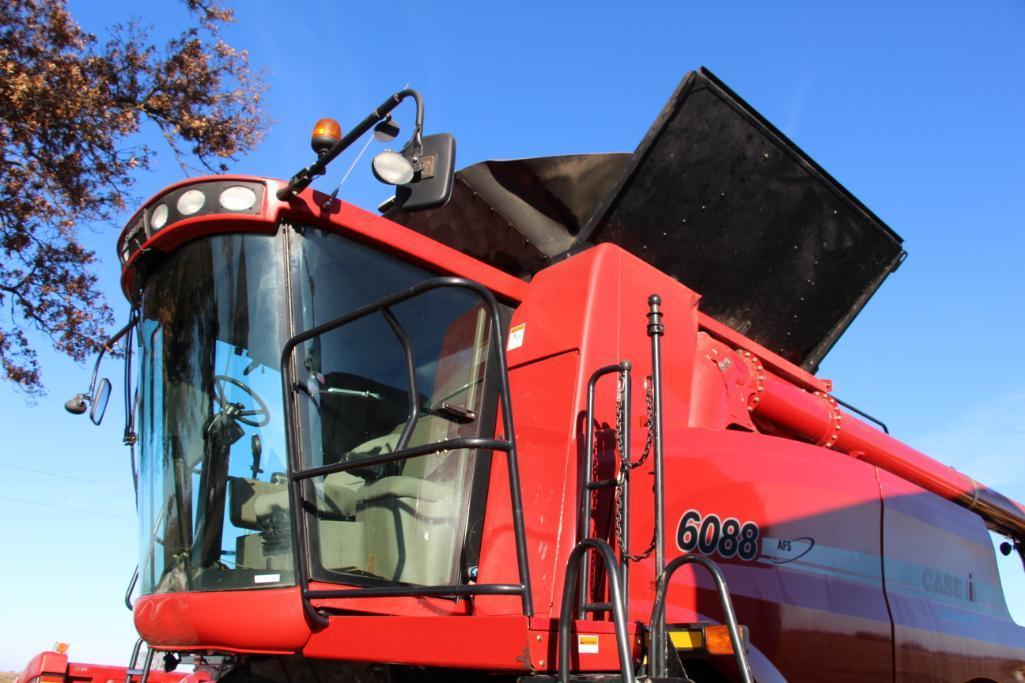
[
  {"left": 85, "top": 319, "right": 135, "bottom": 398},
  {"left": 123, "top": 309, "right": 139, "bottom": 445},
  {"left": 277, "top": 88, "right": 424, "bottom": 200}
]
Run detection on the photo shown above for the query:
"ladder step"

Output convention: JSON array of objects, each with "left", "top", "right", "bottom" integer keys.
[
  {"left": 581, "top": 601, "right": 613, "bottom": 612},
  {"left": 585, "top": 479, "right": 617, "bottom": 490}
]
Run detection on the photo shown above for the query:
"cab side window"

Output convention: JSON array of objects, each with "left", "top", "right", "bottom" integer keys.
[{"left": 989, "top": 530, "right": 1025, "bottom": 626}]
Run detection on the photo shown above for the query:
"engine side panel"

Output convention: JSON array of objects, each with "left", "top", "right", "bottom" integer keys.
[
  {"left": 880, "top": 470, "right": 1025, "bottom": 681},
  {"left": 658, "top": 429, "right": 892, "bottom": 682}
]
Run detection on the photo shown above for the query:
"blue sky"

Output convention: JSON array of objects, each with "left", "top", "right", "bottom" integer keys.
[{"left": 2, "top": 0, "right": 1024, "bottom": 670}]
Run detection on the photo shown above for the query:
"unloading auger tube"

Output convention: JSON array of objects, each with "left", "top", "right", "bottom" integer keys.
[{"left": 727, "top": 349, "right": 1025, "bottom": 540}]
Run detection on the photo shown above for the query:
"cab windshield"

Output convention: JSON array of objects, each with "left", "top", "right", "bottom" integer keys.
[
  {"left": 136, "top": 228, "right": 497, "bottom": 595},
  {"left": 136, "top": 233, "right": 290, "bottom": 593}
]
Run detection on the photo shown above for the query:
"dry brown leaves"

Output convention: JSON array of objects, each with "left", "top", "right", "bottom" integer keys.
[{"left": 0, "top": 0, "right": 268, "bottom": 396}]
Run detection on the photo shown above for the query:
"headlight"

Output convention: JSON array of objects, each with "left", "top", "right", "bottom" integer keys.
[
  {"left": 121, "top": 180, "right": 266, "bottom": 265},
  {"left": 372, "top": 151, "right": 415, "bottom": 186},
  {"left": 176, "top": 189, "right": 206, "bottom": 215},
  {"left": 150, "top": 204, "right": 169, "bottom": 230},
  {"left": 219, "top": 186, "right": 258, "bottom": 211}
]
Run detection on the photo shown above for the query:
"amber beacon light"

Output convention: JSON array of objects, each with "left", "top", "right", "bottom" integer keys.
[{"left": 311, "top": 118, "right": 342, "bottom": 155}]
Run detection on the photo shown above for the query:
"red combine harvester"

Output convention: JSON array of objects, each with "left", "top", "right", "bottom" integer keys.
[
  {"left": 15, "top": 644, "right": 205, "bottom": 683},
  {"left": 64, "top": 68, "right": 1025, "bottom": 681}
]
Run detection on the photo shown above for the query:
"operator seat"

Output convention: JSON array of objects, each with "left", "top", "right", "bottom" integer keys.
[
  {"left": 353, "top": 305, "right": 489, "bottom": 586},
  {"left": 231, "top": 305, "right": 490, "bottom": 585}
]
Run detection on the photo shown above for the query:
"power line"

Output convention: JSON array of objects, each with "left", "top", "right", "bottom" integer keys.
[
  {"left": 0, "top": 463, "right": 103, "bottom": 484},
  {"left": 0, "top": 495, "right": 131, "bottom": 520}
]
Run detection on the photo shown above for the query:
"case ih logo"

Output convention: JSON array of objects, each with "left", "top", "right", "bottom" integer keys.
[{"left": 922, "top": 569, "right": 974, "bottom": 602}]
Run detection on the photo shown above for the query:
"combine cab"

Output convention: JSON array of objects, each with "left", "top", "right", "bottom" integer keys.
[{"left": 60, "top": 68, "right": 1025, "bottom": 682}]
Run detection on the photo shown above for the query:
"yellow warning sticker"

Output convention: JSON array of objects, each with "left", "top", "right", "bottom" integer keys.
[
  {"left": 507, "top": 323, "right": 526, "bottom": 351},
  {"left": 577, "top": 634, "right": 600, "bottom": 654}
]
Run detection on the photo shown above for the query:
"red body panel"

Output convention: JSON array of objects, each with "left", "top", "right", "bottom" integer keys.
[
  {"left": 112, "top": 175, "right": 1025, "bottom": 679},
  {"left": 302, "top": 616, "right": 533, "bottom": 670},
  {"left": 134, "top": 588, "right": 310, "bottom": 653},
  {"left": 879, "top": 471, "right": 1025, "bottom": 681}
]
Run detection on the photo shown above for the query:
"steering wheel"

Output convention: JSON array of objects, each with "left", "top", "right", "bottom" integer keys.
[{"left": 212, "top": 374, "right": 270, "bottom": 427}]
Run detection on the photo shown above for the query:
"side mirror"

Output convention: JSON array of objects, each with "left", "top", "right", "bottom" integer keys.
[
  {"left": 90, "top": 377, "right": 112, "bottom": 425},
  {"left": 394, "top": 133, "right": 456, "bottom": 212}
]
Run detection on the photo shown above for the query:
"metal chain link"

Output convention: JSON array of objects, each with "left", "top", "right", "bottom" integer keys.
[
  {"left": 628, "top": 377, "right": 655, "bottom": 470},
  {"left": 614, "top": 374, "right": 628, "bottom": 555},
  {"left": 587, "top": 407, "right": 604, "bottom": 601},
  {"left": 616, "top": 375, "right": 658, "bottom": 563}
]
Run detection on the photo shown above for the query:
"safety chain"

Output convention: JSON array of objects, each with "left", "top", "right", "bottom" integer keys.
[
  {"left": 587, "top": 408, "right": 605, "bottom": 601},
  {"left": 616, "top": 376, "right": 658, "bottom": 563},
  {"left": 626, "top": 377, "right": 655, "bottom": 471},
  {"left": 613, "top": 375, "right": 628, "bottom": 559}
]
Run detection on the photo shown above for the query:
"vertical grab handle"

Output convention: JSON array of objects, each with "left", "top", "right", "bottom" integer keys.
[
  {"left": 558, "top": 538, "right": 636, "bottom": 683},
  {"left": 648, "top": 554, "right": 754, "bottom": 683}
]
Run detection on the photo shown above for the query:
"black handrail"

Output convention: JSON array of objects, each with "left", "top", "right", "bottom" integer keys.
[
  {"left": 380, "top": 308, "right": 422, "bottom": 451},
  {"left": 558, "top": 538, "right": 635, "bottom": 683},
  {"left": 292, "top": 437, "right": 510, "bottom": 481},
  {"left": 280, "top": 276, "right": 533, "bottom": 625},
  {"left": 124, "top": 566, "right": 139, "bottom": 611},
  {"left": 578, "top": 362, "right": 631, "bottom": 618},
  {"left": 646, "top": 294, "right": 669, "bottom": 669},
  {"left": 648, "top": 554, "right": 753, "bottom": 683},
  {"left": 304, "top": 583, "right": 524, "bottom": 599},
  {"left": 834, "top": 395, "right": 890, "bottom": 434}
]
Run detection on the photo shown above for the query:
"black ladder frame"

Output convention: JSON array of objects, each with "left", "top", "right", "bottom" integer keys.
[
  {"left": 578, "top": 361, "right": 632, "bottom": 617},
  {"left": 280, "top": 276, "right": 534, "bottom": 625},
  {"left": 125, "top": 638, "right": 154, "bottom": 683},
  {"left": 648, "top": 554, "right": 754, "bottom": 683},
  {"left": 558, "top": 538, "right": 636, "bottom": 683},
  {"left": 559, "top": 295, "right": 754, "bottom": 683}
]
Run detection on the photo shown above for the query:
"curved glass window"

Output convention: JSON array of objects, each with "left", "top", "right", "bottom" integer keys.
[
  {"left": 137, "top": 233, "right": 292, "bottom": 593},
  {"left": 135, "top": 226, "right": 502, "bottom": 596},
  {"left": 288, "top": 230, "right": 496, "bottom": 587}
]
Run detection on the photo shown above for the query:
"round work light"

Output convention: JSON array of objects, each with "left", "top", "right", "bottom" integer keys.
[
  {"left": 219, "top": 186, "right": 258, "bottom": 211},
  {"left": 151, "top": 204, "right": 169, "bottom": 230},
  {"left": 177, "top": 189, "right": 206, "bottom": 215},
  {"left": 372, "top": 151, "right": 415, "bottom": 186}
]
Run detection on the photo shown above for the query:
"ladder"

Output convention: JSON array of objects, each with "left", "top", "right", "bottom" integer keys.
[
  {"left": 557, "top": 295, "right": 754, "bottom": 683},
  {"left": 125, "top": 638, "right": 154, "bottom": 683}
]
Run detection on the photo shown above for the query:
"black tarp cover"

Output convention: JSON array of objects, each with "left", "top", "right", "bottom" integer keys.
[{"left": 386, "top": 67, "right": 905, "bottom": 372}]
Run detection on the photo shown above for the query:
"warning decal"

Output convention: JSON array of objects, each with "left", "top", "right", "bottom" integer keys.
[
  {"left": 577, "top": 634, "right": 599, "bottom": 654},
  {"left": 507, "top": 323, "right": 526, "bottom": 351}
]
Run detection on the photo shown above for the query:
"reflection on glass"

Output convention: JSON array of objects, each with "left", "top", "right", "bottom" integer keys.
[
  {"left": 289, "top": 230, "right": 496, "bottom": 587},
  {"left": 134, "top": 225, "right": 503, "bottom": 596},
  {"left": 136, "top": 234, "right": 293, "bottom": 594}
]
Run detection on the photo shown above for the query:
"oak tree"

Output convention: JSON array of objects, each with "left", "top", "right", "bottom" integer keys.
[{"left": 0, "top": 0, "right": 267, "bottom": 396}]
